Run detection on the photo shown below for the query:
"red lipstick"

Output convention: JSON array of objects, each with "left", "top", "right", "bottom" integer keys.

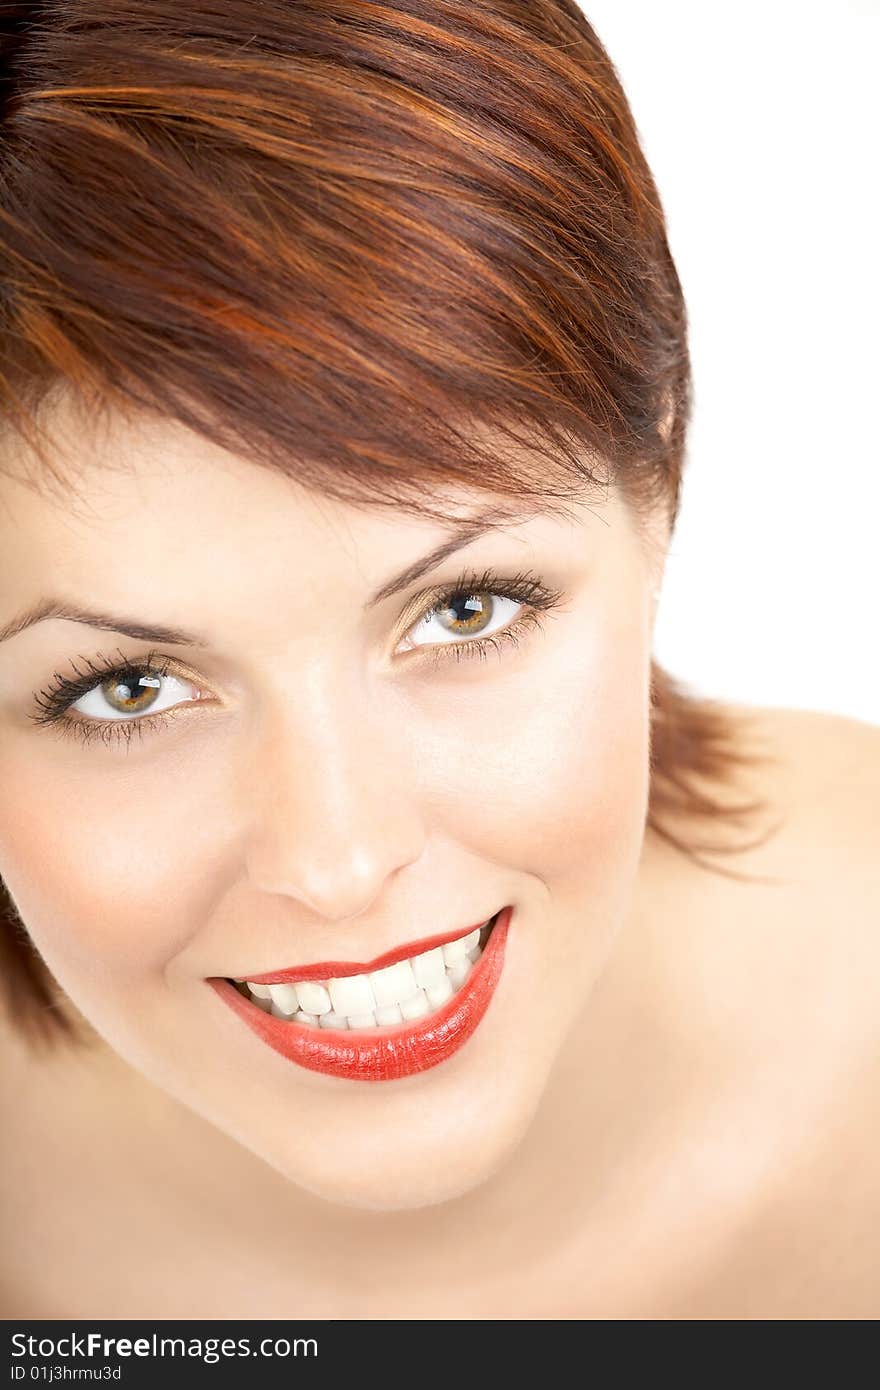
[{"left": 208, "top": 906, "right": 512, "bottom": 1083}]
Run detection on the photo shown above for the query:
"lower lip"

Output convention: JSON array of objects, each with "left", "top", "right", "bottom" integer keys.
[{"left": 207, "top": 906, "right": 512, "bottom": 1083}]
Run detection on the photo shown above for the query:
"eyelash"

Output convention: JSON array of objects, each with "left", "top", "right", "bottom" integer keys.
[{"left": 28, "top": 566, "right": 565, "bottom": 749}]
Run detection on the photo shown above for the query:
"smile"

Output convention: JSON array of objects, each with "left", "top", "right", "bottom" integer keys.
[{"left": 207, "top": 906, "right": 512, "bottom": 1082}]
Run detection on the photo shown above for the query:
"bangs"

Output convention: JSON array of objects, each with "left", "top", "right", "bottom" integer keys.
[{"left": 0, "top": 0, "right": 682, "bottom": 524}]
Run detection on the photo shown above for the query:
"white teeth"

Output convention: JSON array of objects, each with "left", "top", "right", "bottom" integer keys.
[
  {"left": 374, "top": 1004, "right": 403, "bottom": 1026},
  {"left": 369, "top": 958, "right": 417, "bottom": 1008},
  {"left": 441, "top": 937, "right": 470, "bottom": 965},
  {"left": 425, "top": 976, "right": 454, "bottom": 1009},
  {"left": 242, "top": 915, "right": 496, "bottom": 1032},
  {"left": 412, "top": 946, "right": 446, "bottom": 989},
  {"left": 399, "top": 990, "right": 431, "bottom": 1020},
  {"left": 295, "top": 980, "right": 332, "bottom": 1015},
  {"left": 441, "top": 926, "right": 483, "bottom": 966},
  {"left": 268, "top": 982, "right": 299, "bottom": 1015},
  {"left": 328, "top": 974, "right": 376, "bottom": 1018},
  {"left": 447, "top": 958, "right": 472, "bottom": 991}
]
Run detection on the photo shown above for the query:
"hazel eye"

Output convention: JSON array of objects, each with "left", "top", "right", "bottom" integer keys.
[
  {"left": 71, "top": 668, "right": 200, "bottom": 722},
  {"left": 402, "top": 592, "right": 522, "bottom": 650}
]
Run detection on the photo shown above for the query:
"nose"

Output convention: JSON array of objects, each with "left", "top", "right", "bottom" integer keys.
[{"left": 242, "top": 670, "right": 426, "bottom": 923}]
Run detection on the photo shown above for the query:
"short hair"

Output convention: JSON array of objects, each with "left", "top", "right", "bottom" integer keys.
[{"left": 0, "top": 1, "right": 774, "bottom": 1048}]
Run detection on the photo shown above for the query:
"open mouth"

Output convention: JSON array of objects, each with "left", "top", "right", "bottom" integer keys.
[
  {"left": 229, "top": 913, "right": 498, "bottom": 1031},
  {"left": 208, "top": 907, "right": 512, "bottom": 1082}
]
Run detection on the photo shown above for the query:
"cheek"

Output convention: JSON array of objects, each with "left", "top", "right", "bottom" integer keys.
[
  {"left": 0, "top": 743, "right": 225, "bottom": 993},
  {"left": 414, "top": 603, "right": 652, "bottom": 887}
]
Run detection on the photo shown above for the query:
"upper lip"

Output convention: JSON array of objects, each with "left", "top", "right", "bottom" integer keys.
[{"left": 226, "top": 910, "right": 501, "bottom": 986}]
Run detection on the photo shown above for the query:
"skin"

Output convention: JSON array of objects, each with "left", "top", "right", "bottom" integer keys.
[{"left": 0, "top": 397, "right": 878, "bottom": 1318}]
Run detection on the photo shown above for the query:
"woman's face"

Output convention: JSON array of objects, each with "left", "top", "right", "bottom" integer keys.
[{"left": 0, "top": 402, "right": 664, "bottom": 1210}]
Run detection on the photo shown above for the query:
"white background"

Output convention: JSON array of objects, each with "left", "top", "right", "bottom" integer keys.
[{"left": 578, "top": 1, "right": 879, "bottom": 725}]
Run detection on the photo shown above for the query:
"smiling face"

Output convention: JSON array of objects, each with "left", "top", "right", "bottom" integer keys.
[{"left": 0, "top": 398, "right": 666, "bottom": 1210}]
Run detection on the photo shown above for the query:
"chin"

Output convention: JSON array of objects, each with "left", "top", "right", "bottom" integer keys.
[{"left": 240, "top": 1068, "right": 548, "bottom": 1212}]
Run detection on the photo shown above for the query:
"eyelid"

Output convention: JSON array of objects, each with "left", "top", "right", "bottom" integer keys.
[
  {"left": 28, "top": 647, "right": 211, "bottom": 727},
  {"left": 394, "top": 565, "right": 565, "bottom": 666},
  {"left": 395, "top": 579, "right": 459, "bottom": 636},
  {"left": 399, "top": 566, "right": 554, "bottom": 627}
]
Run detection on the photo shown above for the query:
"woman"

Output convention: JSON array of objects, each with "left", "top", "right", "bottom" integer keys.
[{"left": 1, "top": 1, "right": 877, "bottom": 1320}]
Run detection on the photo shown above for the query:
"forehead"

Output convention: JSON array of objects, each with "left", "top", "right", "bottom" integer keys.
[
  {"left": 0, "top": 402, "right": 641, "bottom": 662},
  {"left": 0, "top": 395, "right": 615, "bottom": 567}
]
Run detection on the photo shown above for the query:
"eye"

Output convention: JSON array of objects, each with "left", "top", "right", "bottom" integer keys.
[
  {"left": 70, "top": 666, "right": 199, "bottom": 721},
  {"left": 397, "top": 567, "right": 566, "bottom": 666},
  {"left": 29, "top": 648, "right": 210, "bottom": 749},
  {"left": 401, "top": 591, "right": 523, "bottom": 650}
]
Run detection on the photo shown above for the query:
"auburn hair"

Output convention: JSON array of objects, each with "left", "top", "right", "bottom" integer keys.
[{"left": 0, "top": 1, "right": 775, "bottom": 1049}]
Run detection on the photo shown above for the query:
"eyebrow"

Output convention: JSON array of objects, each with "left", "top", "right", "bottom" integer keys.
[
  {"left": 0, "top": 506, "right": 534, "bottom": 648},
  {"left": 363, "top": 507, "right": 518, "bottom": 609}
]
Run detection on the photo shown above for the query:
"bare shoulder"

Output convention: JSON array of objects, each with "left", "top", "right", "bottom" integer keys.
[
  {"left": 716, "top": 702, "right": 880, "bottom": 991},
  {"left": 719, "top": 700, "right": 879, "bottom": 874},
  {"left": 735, "top": 713, "right": 880, "bottom": 1086},
  {"left": 676, "top": 696, "right": 880, "bottom": 1101},
  {"left": 757, "top": 700, "right": 879, "bottom": 794},
  {"left": 674, "top": 703, "right": 880, "bottom": 1313}
]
